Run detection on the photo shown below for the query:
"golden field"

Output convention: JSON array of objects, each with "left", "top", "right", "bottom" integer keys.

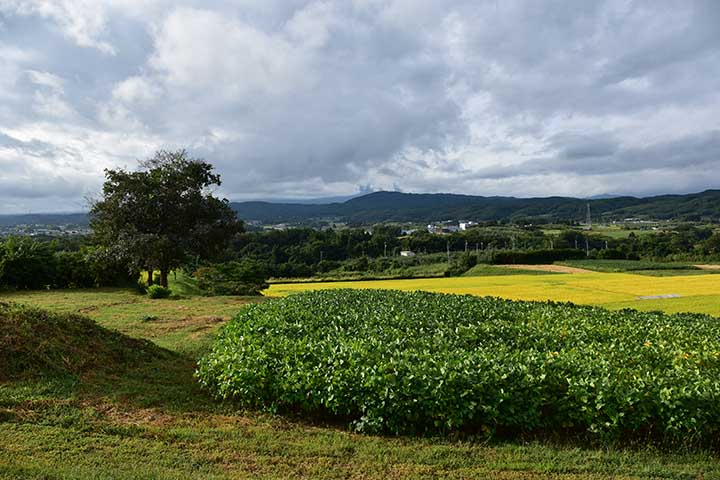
[{"left": 265, "top": 272, "right": 720, "bottom": 316}]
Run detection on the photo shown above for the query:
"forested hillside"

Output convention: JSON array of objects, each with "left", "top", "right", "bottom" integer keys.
[{"left": 230, "top": 189, "right": 720, "bottom": 223}]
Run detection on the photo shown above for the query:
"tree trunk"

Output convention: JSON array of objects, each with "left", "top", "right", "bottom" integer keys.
[
  {"left": 160, "top": 269, "right": 169, "bottom": 288},
  {"left": 147, "top": 268, "right": 154, "bottom": 286}
]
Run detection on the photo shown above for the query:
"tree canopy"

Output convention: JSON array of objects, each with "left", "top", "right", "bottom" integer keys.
[{"left": 90, "top": 149, "right": 242, "bottom": 287}]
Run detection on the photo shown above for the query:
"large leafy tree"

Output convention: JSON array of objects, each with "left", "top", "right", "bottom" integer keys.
[{"left": 91, "top": 149, "right": 242, "bottom": 287}]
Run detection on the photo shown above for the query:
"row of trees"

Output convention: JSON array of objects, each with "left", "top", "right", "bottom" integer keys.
[
  {"left": 224, "top": 224, "right": 720, "bottom": 278},
  {"left": 0, "top": 237, "right": 134, "bottom": 290}
]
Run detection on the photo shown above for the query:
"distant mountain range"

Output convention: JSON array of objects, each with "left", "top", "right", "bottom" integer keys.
[
  {"left": 230, "top": 189, "right": 720, "bottom": 224},
  {"left": 2, "top": 190, "right": 719, "bottom": 228},
  {"left": 0, "top": 213, "right": 89, "bottom": 227}
]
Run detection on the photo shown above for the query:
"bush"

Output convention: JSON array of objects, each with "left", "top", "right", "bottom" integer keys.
[
  {"left": 198, "top": 289, "right": 720, "bottom": 444},
  {"left": 194, "top": 260, "right": 268, "bottom": 296},
  {"left": 445, "top": 253, "right": 477, "bottom": 276},
  {"left": 53, "top": 251, "right": 96, "bottom": 288},
  {"left": 342, "top": 256, "right": 370, "bottom": 272},
  {"left": 596, "top": 248, "right": 628, "bottom": 260},
  {"left": 0, "top": 238, "right": 138, "bottom": 291},
  {"left": 0, "top": 237, "right": 56, "bottom": 289},
  {"left": 146, "top": 285, "right": 172, "bottom": 299}
]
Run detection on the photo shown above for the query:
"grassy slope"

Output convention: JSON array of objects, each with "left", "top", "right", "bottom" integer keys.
[
  {"left": 463, "top": 264, "right": 559, "bottom": 276},
  {"left": 1, "top": 288, "right": 719, "bottom": 478},
  {"left": 556, "top": 259, "right": 698, "bottom": 272}
]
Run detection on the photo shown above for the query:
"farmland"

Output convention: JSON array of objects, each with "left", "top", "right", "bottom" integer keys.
[
  {"left": 200, "top": 289, "right": 720, "bottom": 441},
  {"left": 266, "top": 270, "right": 720, "bottom": 316},
  {"left": 4, "top": 287, "right": 720, "bottom": 478},
  {"left": 6, "top": 288, "right": 720, "bottom": 478}
]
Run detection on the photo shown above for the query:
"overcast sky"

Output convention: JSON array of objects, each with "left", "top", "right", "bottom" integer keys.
[{"left": 1, "top": 0, "right": 719, "bottom": 213}]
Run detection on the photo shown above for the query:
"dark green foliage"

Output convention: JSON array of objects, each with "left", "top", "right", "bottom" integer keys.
[
  {"left": 146, "top": 285, "right": 172, "bottom": 299},
  {"left": 0, "top": 237, "right": 137, "bottom": 290},
  {"left": 0, "top": 237, "right": 55, "bottom": 289},
  {"left": 596, "top": 248, "right": 629, "bottom": 260},
  {"left": 0, "top": 302, "right": 172, "bottom": 381},
  {"left": 229, "top": 223, "right": 720, "bottom": 279},
  {"left": 194, "top": 260, "right": 268, "bottom": 296},
  {"left": 90, "top": 149, "right": 242, "bottom": 288},
  {"left": 445, "top": 253, "right": 477, "bottom": 276},
  {"left": 342, "top": 256, "right": 370, "bottom": 272},
  {"left": 198, "top": 289, "right": 720, "bottom": 444}
]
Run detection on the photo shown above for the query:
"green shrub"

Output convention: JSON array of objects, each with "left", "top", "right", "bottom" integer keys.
[
  {"left": 0, "top": 238, "right": 138, "bottom": 290},
  {"left": 194, "top": 260, "right": 268, "bottom": 295},
  {"left": 198, "top": 289, "right": 720, "bottom": 444},
  {"left": 146, "top": 285, "right": 172, "bottom": 299},
  {"left": 445, "top": 253, "right": 477, "bottom": 276}
]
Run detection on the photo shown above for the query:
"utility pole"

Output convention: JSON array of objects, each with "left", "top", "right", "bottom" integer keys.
[
  {"left": 550, "top": 239, "right": 554, "bottom": 250},
  {"left": 465, "top": 240, "right": 468, "bottom": 252},
  {"left": 320, "top": 250, "right": 323, "bottom": 262},
  {"left": 585, "top": 238, "right": 589, "bottom": 257},
  {"left": 447, "top": 240, "right": 451, "bottom": 265},
  {"left": 575, "top": 238, "right": 578, "bottom": 249},
  {"left": 384, "top": 242, "right": 387, "bottom": 257},
  {"left": 586, "top": 203, "right": 592, "bottom": 230}
]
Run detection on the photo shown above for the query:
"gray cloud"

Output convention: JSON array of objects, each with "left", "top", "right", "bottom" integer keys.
[
  {"left": 472, "top": 130, "right": 720, "bottom": 179},
  {"left": 0, "top": 0, "right": 719, "bottom": 213}
]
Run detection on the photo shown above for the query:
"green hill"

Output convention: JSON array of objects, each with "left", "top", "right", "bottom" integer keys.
[{"left": 230, "top": 189, "right": 720, "bottom": 223}]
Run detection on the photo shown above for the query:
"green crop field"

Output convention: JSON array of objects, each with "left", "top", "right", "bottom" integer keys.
[
  {"left": 266, "top": 271, "right": 720, "bottom": 317},
  {"left": 200, "top": 289, "right": 720, "bottom": 441}
]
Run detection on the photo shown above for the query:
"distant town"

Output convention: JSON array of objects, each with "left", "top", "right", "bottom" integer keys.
[{"left": 0, "top": 223, "right": 91, "bottom": 237}]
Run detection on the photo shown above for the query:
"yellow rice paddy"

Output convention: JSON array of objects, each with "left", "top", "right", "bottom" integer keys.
[{"left": 265, "top": 272, "right": 720, "bottom": 316}]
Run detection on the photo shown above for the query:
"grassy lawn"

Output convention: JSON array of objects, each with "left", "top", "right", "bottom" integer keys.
[
  {"left": 2, "top": 287, "right": 720, "bottom": 478},
  {"left": 462, "top": 264, "right": 559, "bottom": 276},
  {"left": 541, "top": 227, "right": 658, "bottom": 239},
  {"left": 556, "top": 259, "right": 700, "bottom": 272}
]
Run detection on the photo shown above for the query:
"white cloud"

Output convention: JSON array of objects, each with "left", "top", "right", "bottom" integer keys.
[
  {"left": 32, "top": 91, "right": 76, "bottom": 119},
  {"left": 149, "top": 8, "right": 305, "bottom": 99},
  {"left": 26, "top": 70, "right": 64, "bottom": 91},
  {"left": 0, "top": 0, "right": 115, "bottom": 54},
  {"left": 112, "top": 76, "right": 162, "bottom": 105}
]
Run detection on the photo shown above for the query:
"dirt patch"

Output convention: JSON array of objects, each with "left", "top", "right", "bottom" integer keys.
[
  {"left": 694, "top": 264, "right": 720, "bottom": 270},
  {"left": 638, "top": 294, "right": 681, "bottom": 300},
  {"left": 149, "top": 315, "right": 227, "bottom": 336},
  {"left": 499, "top": 264, "right": 595, "bottom": 274},
  {"left": 78, "top": 299, "right": 142, "bottom": 314},
  {"left": 84, "top": 401, "right": 179, "bottom": 427}
]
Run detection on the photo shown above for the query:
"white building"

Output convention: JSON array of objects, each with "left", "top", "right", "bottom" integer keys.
[{"left": 400, "top": 250, "right": 416, "bottom": 257}]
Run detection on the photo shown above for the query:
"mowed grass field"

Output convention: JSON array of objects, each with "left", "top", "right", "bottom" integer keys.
[
  {"left": 3, "top": 286, "right": 720, "bottom": 477},
  {"left": 266, "top": 271, "right": 720, "bottom": 316}
]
